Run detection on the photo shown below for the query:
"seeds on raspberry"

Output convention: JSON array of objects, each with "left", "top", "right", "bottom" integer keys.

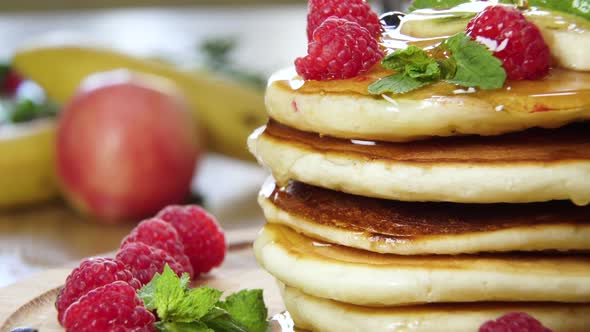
[
  {"left": 157, "top": 205, "right": 226, "bottom": 275},
  {"left": 466, "top": 5, "right": 551, "bottom": 80},
  {"left": 55, "top": 257, "right": 141, "bottom": 324},
  {"left": 296, "top": 17, "right": 384, "bottom": 81},
  {"left": 121, "top": 217, "right": 194, "bottom": 278},
  {"left": 307, "top": 0, "right": 382, "bottom": 41},
  {"left": 62, "top": 281, "right": 155, "bottom": 332},
  {"left": 479, "top": 312, "right": 552, "bottom": 332},
  {"left": 117, "top": 242, "right": 191, "bottom": 285}
]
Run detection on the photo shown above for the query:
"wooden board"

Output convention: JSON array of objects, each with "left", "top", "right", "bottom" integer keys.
[{"left": 0, "top": 243, "right": 293, "bottom": 332}]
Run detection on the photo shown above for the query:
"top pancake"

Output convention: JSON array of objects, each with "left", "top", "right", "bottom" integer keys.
[{"left": 266, "top": 67, "right": 590, "bottom": 141}]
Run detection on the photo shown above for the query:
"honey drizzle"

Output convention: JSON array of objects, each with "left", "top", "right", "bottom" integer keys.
[{"left": 269, "top": 3, "right": 590, "bottom": 114}]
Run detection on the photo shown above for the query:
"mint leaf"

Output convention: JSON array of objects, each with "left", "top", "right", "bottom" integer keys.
[
  {"left": 179, "top": 272, "right": 191, "bottom": 289},
  {"left": 170, "top": 287, "right": 222, "bottom": 322},
  {"left": 146, "top": 265, "right": 222, "bottom": 322},
  {"left": 217, "top": 289, "right": 268, "bottom": 332},
  {"left": 153, "top": 265, "right": 189, "bottom": 321},
  {"left": 410, "top": 61, "right": 440, "bottom": 79},
  {"left": 368, "top": 74, "right": 432, "bottom": 94},
  {"left": 155, "top": 321, "right": 214, "bottom": 332},
  {"left": 437, "top": 57, "right": 457, "bottom": 79},
  {"left": 139, "top": 269, "right": 190, "bottom": 312},
  {"left": 370, "top": 46, "right": 441, "bottom": 94},
  {"left": 381, "top": 46, "right": 431, "bottom": 71},
  {"left": 202, "top": 307, "right": 249, "bottom": 332},
  {"left": 443, "top": 32, "right": 506, "bottom": 89},
  {"left": 382, "top": 46, "right": 441, "bottom": 81},
  {"left": 138, "top": 272, "right": 161, "bottom": 310}
]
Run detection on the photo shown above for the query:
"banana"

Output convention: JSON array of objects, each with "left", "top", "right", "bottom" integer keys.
[
  {"left": 0, "top": 119, "right": 59, "bottom": 208},
  {"left": 399, "top": 8, "right": 481, "bottom": 38},
  {"left": 13, "top": 46, "right": 267, "bottom": 161},
  {"left": 398, "top": 5, "right": 590, "bottom": 72},
  {"left": 525, "top": 9, "right": 590, "bottom": 71},
  {"left": 398, "top": 2, "right": 485, "bottom": 39}
]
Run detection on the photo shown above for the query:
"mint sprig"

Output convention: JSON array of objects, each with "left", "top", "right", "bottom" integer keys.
[
  {"left": 138, "top": 265, "right": 269, "bottom": 332},
  {"left": 368, "top": 33, "right": 505, "bottom": 94},
  {"left": 368, "top": 46, "right": 451, "bottom": 94}
]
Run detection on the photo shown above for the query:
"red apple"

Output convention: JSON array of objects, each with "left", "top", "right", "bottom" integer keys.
[{"left": 57, "top": 70, "right": 201, "bottom": 221}]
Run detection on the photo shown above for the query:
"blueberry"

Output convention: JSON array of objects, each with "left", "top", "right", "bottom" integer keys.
[
  {"left": 10, "top": 327, "right": 38, "bottom": 332},
  {"left": 380, "top": 11, "right": 405, "bottom": 29}
]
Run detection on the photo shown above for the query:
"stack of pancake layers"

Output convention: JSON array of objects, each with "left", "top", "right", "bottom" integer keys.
[{"left": 248, "top": 66, "right": 590, "bottom": 331}]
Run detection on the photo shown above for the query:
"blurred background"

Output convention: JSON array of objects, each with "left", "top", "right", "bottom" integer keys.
[{"left": 0, "top": 0, "right": 407, "bottom": 288}]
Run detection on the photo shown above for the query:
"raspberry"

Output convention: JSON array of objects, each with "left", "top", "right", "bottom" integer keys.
[
  {"left": 295, "top": 18, "right": 384, "bottom": 81},
  {"left": 63, "top": 281, "right": 155, "bottom": 332},
  {"left": 55, "top": 257, "right": 141, "bottom": 324},
  {"left": 116, "top": 242, "right": 191, "bottom": 285},
  {"left": 466, "top": 5, "right": 550, "bottom": 80},
  {"left": 479, "top": 312, "right": 552, "bottom": 332},
  {"left": 121, "top": 218, "right": 194, "bottom": 278},
  {"left": 306, "top": 0, "right": 381, "bottom": 41},
  {"left": 157, "top": 205, "right": 226, "bottom": 275}
]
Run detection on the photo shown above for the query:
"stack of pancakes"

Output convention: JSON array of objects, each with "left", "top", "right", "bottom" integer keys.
[{"left": 248, "top": 67, "right": 590, "bottom": 331}]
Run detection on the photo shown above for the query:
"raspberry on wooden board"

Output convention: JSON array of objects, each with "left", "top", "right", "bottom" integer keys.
[
  {"left": 121, "top": 217, "right": 194, "bottom": 277},
  {"left": 62, "top": 281, "right": 155, "bottom": 332},
  {"left": 54, "top": 204, "right": 230, "bottom": 331},
  {"left": 55, "top": 257, "right": 141, "bottom": 324},
  {"left": 157, "top": 205, "right": 226, "bottom": 275},
  {"left": 116, "top": 242, "right": 191, "bottom": 285}
]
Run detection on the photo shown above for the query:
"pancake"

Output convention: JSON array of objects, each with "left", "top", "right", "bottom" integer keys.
[
  {"left": 267, "top": 67, "right": 590, "bottom": 142},
  {"left": 248, "top": 121, "right": 590, "bottom": 205},
  {"left": 259, "top": 179, "right": 590, "bottom": 255},
  {"left": 254, "top": 224, "right": 590, "bottom": 306},
  {"left": 281, "top": 284, "right": 590, "bottom": 332}
]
